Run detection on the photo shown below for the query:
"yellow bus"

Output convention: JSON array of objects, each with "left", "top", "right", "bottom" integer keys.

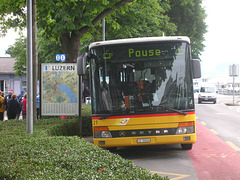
[{"left": 78, "top": 36, "right": 201, "bottom": 150}]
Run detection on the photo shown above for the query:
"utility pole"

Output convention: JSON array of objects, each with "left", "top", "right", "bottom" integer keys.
[
  {"left": 229, "top": 64, "right": 239, "bottom": 105},
  {"left": 33, "top": 0, "right": 37, "bottom": 123},
  {"left": 26, "top": 0, "right": 37, "bottom": 133},
  {"left": 26, "top": 0, "right": 33, "bottom": 134},
  {"left": 103, "top": 18, "right": 105, "bottom": 41}
]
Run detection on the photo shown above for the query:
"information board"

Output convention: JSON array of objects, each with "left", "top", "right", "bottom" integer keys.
[{"left": 41, "top": 63, "right": 78, "bottom": 116}]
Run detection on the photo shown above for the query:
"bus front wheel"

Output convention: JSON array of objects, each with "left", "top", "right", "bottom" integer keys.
[{"left": 181, "top": 144, "right": 193, "bottom": 150}]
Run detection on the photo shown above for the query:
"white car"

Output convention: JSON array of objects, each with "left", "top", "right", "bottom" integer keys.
[{"left": 198, "top": 86, "right": 217, "bottom": 104}]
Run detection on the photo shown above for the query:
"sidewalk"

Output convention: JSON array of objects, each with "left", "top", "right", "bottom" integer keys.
[
  {"left": 83, "top": 136, "right": 93, "bottom": 143},
  {"left": 3, "top": 111, "right": 23, "bottom": 121}
]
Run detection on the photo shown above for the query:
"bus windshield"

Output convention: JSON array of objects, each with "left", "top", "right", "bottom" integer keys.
[{"left": 90, "top": 41, "right": 194, "bottom": 116}]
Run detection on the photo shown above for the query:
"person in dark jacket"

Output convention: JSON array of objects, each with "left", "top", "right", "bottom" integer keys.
[
  {"left": 4, "top": 89, "right": 13, "bottom": 109},
  {"left": 83, "top": 86, "right": 90, "bottom": 103},
  {"left": 7, "top": 94, "right": 20, "bottom": 120},
  {"left": 16, "top": 90, "right": 25, "bottom": 119}
]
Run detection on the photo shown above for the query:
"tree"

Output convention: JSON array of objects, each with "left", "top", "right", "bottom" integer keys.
[
  {"left": 104, "top": 0, "right": 176, "bottom": 39},
  {"left": 2, "top": 0, "right": 207, "bottom": 69},
  {"left": 38, "top": 0, "right": 137, "bottom": 63},
  {"left": 1, "top": 0, "right": 135, "bottom": 62},
  {"left": 167, "top": 0, "right": 207, "bottom": 59},
  {"left": 7, "top": 33, "right": 62, "bottom": 77},
  {"left": 78, "top": 0, "right": 177, "bottom": 52},
  {"left": 7, "top": 36, "right": 27, "bottom": 77}
]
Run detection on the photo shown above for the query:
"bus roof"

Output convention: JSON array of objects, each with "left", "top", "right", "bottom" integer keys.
[{"left": 89, "top": 36, "right": 190, "bottom": 49}]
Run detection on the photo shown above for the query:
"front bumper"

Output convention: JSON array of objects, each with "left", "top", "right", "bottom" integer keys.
[
  {"left": 93, "top": 134, "right": 196, "bottom": 147},
  {"left": 198, "top": 97, "right": 216, "bottom": 102}
]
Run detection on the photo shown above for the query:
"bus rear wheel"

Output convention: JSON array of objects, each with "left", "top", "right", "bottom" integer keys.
[{"left": 181, "top": 144, "right": 193, "bottom": 150}]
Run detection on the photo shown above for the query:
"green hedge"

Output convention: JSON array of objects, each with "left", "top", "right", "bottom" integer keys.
[{"left": 0, "top": 104, "right": 168, "bottom": 179}]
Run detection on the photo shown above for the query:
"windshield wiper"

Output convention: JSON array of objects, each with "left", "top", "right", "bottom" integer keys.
[
  {"left": 98, "top": 114, "right": 114, "bottom": 120},
  {"left": 158, "top": 105, "right": 187, "bottom": 116},
  {"left": 98, "top": 111, "right": 135, "bottom": 120}
]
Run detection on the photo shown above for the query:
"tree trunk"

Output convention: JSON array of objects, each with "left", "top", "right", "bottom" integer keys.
[{"left": 60, "top": 32, "right": 81, "bottom": 63}]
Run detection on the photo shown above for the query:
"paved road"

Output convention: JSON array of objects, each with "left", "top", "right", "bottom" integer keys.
[
  {"left": 83, "top": 94, "right": 240, "bottom": 179},
  {"left": 117, "top": 94, "right": 240, "bottom": 180},
  {"left": 195, "top": 94, "right": 240, "bottom": 150}
]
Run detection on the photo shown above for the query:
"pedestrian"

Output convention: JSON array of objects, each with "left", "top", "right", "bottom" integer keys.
[
  {"left": 16, "top": 90, "right": 25, "bottom": 119},
  {"left": 7, "top": 94, "right": 20, "bottom": 120},
  {"left": 4, "top": 89, "right": 14, "bottom": 119},
  {"left": 36, "top": 94, "right": 40, "bottom": 119},
  {"left": 0, "top": 91, "right": 5, "bottom": 121},
  {"left": 17, "top": 90, "right": 24, "bottom": 103},
  {"left": 21, "top": 93, "right": 27, "bottom": 119},
  {"left": 4, "top": 89, "right": 13, "bottom": 108},
  {"left": 83, "top": 86, "right": 90, "bottom": 103}
]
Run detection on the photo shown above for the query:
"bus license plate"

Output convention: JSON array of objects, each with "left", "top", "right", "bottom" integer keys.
[{"left": 137, "top": 138, "right": 151, "bottom": 143}]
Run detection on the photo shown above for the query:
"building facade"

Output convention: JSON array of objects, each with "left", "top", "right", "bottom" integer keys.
[{"left": 0, "top": 57, "right": 27, "bottom": 96}]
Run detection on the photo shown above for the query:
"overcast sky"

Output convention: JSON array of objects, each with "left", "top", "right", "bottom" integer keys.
[
  {"left": 0, "top": 29, "right": 20, "bottom": 57},
  {"left": 1, "top": 1, "right": 240, "bottom": 77},
  {"left": 201, "top": 0, "right": 240, "bottom": 76}
]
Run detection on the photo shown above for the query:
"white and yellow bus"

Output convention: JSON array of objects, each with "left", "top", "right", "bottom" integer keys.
[{"left": 78, "top": 36, "right": 201, "bottom": 150}]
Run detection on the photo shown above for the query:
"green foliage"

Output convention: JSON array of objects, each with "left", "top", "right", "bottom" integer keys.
[
  {"left": 167, "top": 0, "right": 207, "bottom": 59},
  {"left": 104, "top": 0, "right": 176, "bottom": 39},
  {"left": 37, "top": 31, "right": 62, "bottom": 64},
  {"left": 7, "top": 35, "right": 26, "bottom": 77},
  {"left": 0, "top": 0, "right": 26, "bottom": 36},
  {"left": 2, "top": 0, "right": 206, "bottom": 72},
  {"left": 7, "top": 31, "right": 62, "bottom": 77},
  {"left": 0, "top": 104, "right": 168, "bottom": 180}
]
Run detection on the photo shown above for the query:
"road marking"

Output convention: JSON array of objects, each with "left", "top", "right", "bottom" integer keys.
[
  {"left": 200, "top": 152, "right": 236, "bottom": 158},
  {"left": 209, "top": 129, "right": 218, "bottom": 135},
  {"left": 200, "top": 121, "right": 206, "bottom": 125},
  {"left": 150, "top": 171, "right": 190, "bottom": 180},
  {"left": 226, "top": 141, "right": 240, "bottom": 152},
  {"left": 214, "top": 113, "right": 228, "bottom": 115}
]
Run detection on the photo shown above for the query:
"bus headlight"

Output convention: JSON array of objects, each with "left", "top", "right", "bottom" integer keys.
[
  {"left": 175, "top": 122, "right": 195, "bottom": 135},
  {"left": 176, "top": 126, "right": 194, "bottom": 134},
  {"left": 94, "top": 126, "right": 112, "bottom": 138}
]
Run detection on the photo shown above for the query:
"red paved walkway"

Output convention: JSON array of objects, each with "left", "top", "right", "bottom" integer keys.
[{"left": 187, "top": 121, "right": 240, "bottom": 180}]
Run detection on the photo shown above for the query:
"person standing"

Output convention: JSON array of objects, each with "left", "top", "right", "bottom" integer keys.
[
  {"left": 17, "top": 90, "right": 24, "bottom": 103},
  {"left": 7, "top": 94, "right": 20, "bottom": 120},
  {"left": 0, "top": 91, "right": 5, "bottom": 121},
  {"left": 21, "top": 93, "right": 27, "bottom": 119},
  {"left": 36, "top": 94, "right": 40, "bottom": 119},
  {"left": 4, "top": 89, "right": 14, "bottom": 120},
  {"left": 16, "top": 90, "right": 24, "bottom": 119},
  {"left": 83, "top": 86, "right": 90, "bottom": 103},
  {"left": 4, "top": 89, "right": 13, "bottom": 108}
]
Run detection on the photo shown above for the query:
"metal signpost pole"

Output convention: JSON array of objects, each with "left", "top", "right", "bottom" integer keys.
[
  {"left": 26, "top": 0, "right": 33, "bottom": 134},
  {"left": 103, "top": 18, "right": 105, "bottom": 41},
  {"left": 233, "top": 66, "right": 235, "bottom": 105},
  {"left": 79, "top": 76, "right": 82, "bottom": 138}
]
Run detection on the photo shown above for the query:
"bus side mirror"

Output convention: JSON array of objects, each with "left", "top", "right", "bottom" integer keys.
[
  {"left": 191, "top": 59, "right": 201, "bottom": 79},
  {"left": 77, "top": 53, "right": 88, "bottom": 76}
]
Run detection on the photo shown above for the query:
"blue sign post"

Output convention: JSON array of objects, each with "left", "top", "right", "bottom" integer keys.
[{"left": 56, "top": 54, "right": 66, "bottom": 62}]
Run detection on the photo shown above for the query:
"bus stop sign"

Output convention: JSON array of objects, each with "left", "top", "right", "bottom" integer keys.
[{"left": 56, "top": 54, "right": 66, "bottom": 62}]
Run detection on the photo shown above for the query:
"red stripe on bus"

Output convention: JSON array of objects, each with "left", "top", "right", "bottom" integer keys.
[{"left": 92, "top": 111, "right": 195, "bottom": 120}]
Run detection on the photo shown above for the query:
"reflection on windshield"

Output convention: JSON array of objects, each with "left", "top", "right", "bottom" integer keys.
[
  {"left": 90, "top": 42, "right": 194, "bottom": 115},
  {"left": 200, "top": 87, "right": 215, "bottom": 93}
]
